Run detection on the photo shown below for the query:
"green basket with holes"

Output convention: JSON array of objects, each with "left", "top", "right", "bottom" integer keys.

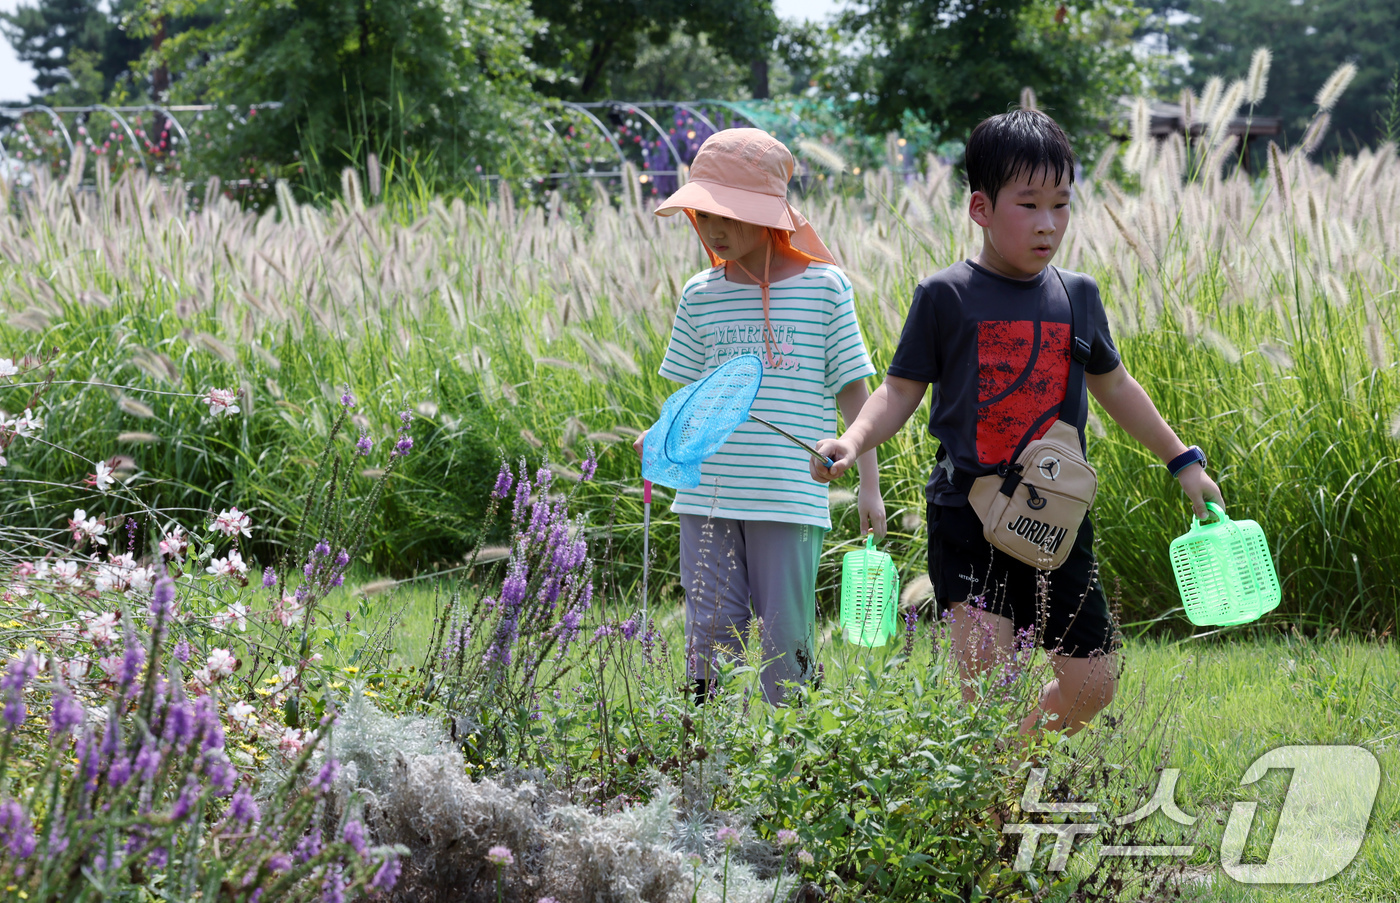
[
  {"left": 839, "top": 533, "right": 900, "bottom": 646},
  {"left": 1170, "top": 502, "right": 1281, "bottom": 626}
]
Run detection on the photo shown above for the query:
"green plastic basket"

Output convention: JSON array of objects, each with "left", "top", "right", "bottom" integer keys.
[
  {"left": 1169, "top": 502, "right": 1281, "bottom": 627},
  {"left": 839, "top": 533, "right": 900, "bottom": 646}
]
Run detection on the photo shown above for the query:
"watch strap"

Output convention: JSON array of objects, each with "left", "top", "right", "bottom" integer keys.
[{"left": 1168, "top": 445, "right": 1206, "bottom": 477}]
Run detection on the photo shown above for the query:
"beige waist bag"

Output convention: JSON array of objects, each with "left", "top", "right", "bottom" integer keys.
[
  {"left": 961, "top": 267, "right": 1098, "bottom": 570},
  {"left": 967, "top": 420, "right": 1097, "bottom": 570}
]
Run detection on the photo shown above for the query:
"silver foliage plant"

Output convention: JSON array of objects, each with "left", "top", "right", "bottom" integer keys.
[{"left": 322, "top": 688, "right": 789, "bottom": 902}]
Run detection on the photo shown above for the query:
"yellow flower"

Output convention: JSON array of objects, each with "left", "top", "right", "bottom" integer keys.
[{"left": 343, "top": 666, "right": 360, "bottom": 674}]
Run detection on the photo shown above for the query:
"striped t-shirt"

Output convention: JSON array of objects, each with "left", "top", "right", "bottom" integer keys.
[{"left": 658, "top": 263, "right": 876, "bottom": 529}]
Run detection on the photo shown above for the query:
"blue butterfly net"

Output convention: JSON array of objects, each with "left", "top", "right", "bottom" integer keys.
[{"left": 642, "top": 354, "right": 764, "bottom": 489}]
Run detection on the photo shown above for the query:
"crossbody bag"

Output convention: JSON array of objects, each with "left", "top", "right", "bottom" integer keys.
[{"left": 957, "top": 267, "right": 1099, "bottom": 570}]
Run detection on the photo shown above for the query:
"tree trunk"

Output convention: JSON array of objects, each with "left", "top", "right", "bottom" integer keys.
[{"left": 751, "top": 56, "right": 769, "bottom": 100}]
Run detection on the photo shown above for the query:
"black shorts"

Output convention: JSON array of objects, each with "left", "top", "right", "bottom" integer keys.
[{"left": 927, "top": 502, "right": 1120, "bottom": 658}]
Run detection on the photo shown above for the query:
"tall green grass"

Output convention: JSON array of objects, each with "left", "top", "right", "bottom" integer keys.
[{"left": 1, "top": 141, "right": 1398, "bottom": 632}]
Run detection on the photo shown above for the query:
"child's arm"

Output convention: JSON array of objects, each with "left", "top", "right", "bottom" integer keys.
[
  {"left": 835, "top": 378, "right": 887, "bottom": 537},
  {"left": 813, "top": 374, "right": 927, "bottom": 483},
  {"left": 1087, "top": 365, "right": 1225, "bottom": 519}
]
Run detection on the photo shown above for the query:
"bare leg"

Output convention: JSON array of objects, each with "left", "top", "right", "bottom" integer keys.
[
  {"left": 947, "top": 602, "right": 1117, "bottom": 737},
  {"left": 1020, "top": 651, "right": 1118, "bottom": 737}
]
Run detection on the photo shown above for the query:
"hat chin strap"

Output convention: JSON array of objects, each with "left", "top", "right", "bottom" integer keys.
[{"left": 727, "top": 240, "right": 778, "bottom": 368}]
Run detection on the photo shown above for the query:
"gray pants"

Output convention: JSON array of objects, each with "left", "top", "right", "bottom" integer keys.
[{"left": 680, "top": 514, "right": 825, "bottom": 703}]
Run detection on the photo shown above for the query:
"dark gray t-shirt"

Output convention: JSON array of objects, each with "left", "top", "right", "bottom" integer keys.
[{"left": 887, "top": 261, "right": 1121, "bottom": 505}]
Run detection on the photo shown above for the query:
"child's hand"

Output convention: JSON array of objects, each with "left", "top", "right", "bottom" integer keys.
[
  {"left": 858, "top": 484, "right": 887, "bottom": 538},
  {"left": 810, "top": 437, "right": 859, "bottom": 482},
  {"left": 1178, "top": 464, "right": 1226, "bottom": 521},
  {"left": 633, "top": 429, "right": 647, "bottom": 459}
]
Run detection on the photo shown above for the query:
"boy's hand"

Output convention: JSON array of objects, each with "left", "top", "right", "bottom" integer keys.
[
  {"left": 1178, "top": 464, "right": 1226, "bottom": 521},
  {"left": 858, "top": 484, "right": 887, "bottom": 538},
  {"left": 633, "top": 429, "right": 647, "bottom": 459},
  {"left": 810, "top": 436, "right": 859, "bottom": 482}
]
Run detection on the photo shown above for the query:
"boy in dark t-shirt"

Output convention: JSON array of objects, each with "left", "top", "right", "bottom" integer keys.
[{"left": 812, "top": 110, "right": 1225, "bottom": 739}]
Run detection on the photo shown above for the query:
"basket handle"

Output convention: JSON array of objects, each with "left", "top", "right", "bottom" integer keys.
[
  {"left": 865, "top": 532, "right": 876, "bottom": 551},
  {"left": 1192, "top": 500, "right": 1228, "bottom": 529}
]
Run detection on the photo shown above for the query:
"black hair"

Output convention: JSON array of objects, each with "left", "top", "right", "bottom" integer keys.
[{"left": 965, "top": 110, "right": 1076, "bottom": 207}]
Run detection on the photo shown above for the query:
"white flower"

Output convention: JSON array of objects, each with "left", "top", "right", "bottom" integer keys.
[
  {"left": 0, "top": 452, "right": 7, "bottom": 469},
  {"left": 211, "top": 507, "right": 252, "bottom": 538},
  {"left": 158, "top": 524, "right": 188, "bottom": 562},
  {"left": 92, "top": 460, "right": 115, "bottom": 492},
  {"left": 126, "top": 565, "right": 155, "bottom": 595},
  {"left": 278, "top": 728, "right": 305, "bottom": 755},
  {"left": 205, "top": 388, "right": 241, "bottom": 418},
  {"left": 0, "top": 359, "right": 17, "bottom": 378},
  {"left": 206, "top": 551, "right": 248, "bottom": 580},
  {"left": 277, "top": 665, "right": 298, "bottom": 688},
  {"left": 69, "top": 509, "right": 108, "bottom": 547},
  {"left": 81, "top": 610, "right": 119, "bottom": 645},
  {"left": 57, "top": 655, "right": 90, "bottom": 682},
  {"left": 271, "top": 593, "right": 303, "bottom": 627},
  {"left": 23, "top": 598, "right": 46, "bottom": 621},
  {"left": 206, "top": 648, "right": 237, "bottom": 679},
  {"left": 227, "top": 701, "right": 257, "bottom": 729},
  {"left": 210, "top": 602, "right": 248, "bottom": 632},
  {"left": 53, "top": 560, "right": 82, "bottom": 588},
  {"left": 11, "top": 408, "right": 42, "bottom": 437}
]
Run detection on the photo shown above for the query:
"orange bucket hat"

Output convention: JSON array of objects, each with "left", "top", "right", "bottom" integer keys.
[
  {"left": 655, "top": 128, "right": 835, "bottom": 263},
  {"left": 655, "top": 128, "right": 837, "bottom": 366}
]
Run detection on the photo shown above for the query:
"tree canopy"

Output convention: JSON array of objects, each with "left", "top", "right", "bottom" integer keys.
[
  {"left": 144, "top": 0, "right": 545, "bottom": 182},
  {"left": 527, "top": 0, "right": 779, "bottom": 100},
  {"left": 836, "top": 0, "right": 1145, "bottom": 146},
  {"left": 1142, "top": 0, "right": 1400, "bottom": 150}
]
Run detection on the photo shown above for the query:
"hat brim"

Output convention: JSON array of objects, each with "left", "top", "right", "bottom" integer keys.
[{"left": 655, "top": 179, "right": 796, "bottom": 232}]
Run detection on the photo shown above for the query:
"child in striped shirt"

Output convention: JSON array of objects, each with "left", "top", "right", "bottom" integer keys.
[{"left": 633, "top": 128, "right": 885, "bottom": 704}]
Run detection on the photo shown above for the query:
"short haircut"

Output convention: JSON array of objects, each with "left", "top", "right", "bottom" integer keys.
[{"left": 965, "top": 110, "right": 1076, "bottom": 206}]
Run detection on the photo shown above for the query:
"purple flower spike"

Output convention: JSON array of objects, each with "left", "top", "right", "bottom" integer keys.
[
  {"left": 295, "top": 830, "right": 322, "bottom": 863},
  {"left": 263, "top": 567, "right": 277, "bottom": 589},
  {"left": 322, "top": 867, "right": 346, "bottom": 903},
  {"left": 49, "top": 690, "right": 84, "bottom": 740},
  {"left": 342, "top": 819, "right": 368, "bottom": 856},
  {"left": 334, "top": 549, "right": 350, "bottom": 568},
  {"left": 393, "top": 435, "right": 413, "bottom": 457},
  {"left": 580, "top": 451, "right": 597, "bottom": 482},
  {"left": 173, "top": 639, "right": 190, "bottom": 664},
  {"left": 0, "top": 800, "right": 37, "bottom": 859},
  {"left": 315, "top": 758, "right": 340, "bottom": 793},
  {"left": 370, "top": 855, "right": 401, "bottom": 891},
  {"left": 1, "top": 654, "right": 39, "bottom": 730},
  {"left": 355, "top": 433, "right": 373, "bottom": 456},
  {"left": 172, "top": 775, "right": 200, "bottom": 820},
  {"left": 341, "top": 390, "right": 356, "bottom": 408},
  {"left": 491, "top": 462, "right": 513, "bottom": 499},
  {"left": 223, "top": 785, "right": 260, "bottom": 827},
  {"left": 150, "top": 575, "right": 177, "bottom": 621},
  {"left": 314, "top": 540, "right": 331, "bottom": 558}
]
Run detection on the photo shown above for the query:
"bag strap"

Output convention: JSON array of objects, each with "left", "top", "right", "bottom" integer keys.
[{"left": 937, "top": 266, "right": 1092, "bottom": 493}]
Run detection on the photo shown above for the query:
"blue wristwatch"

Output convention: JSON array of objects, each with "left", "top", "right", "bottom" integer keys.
[{"left": 1168, "top": 445, "right": 1207, "bottom": 477}]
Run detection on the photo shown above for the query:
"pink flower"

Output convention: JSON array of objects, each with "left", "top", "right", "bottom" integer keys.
[
  {"left": 158, "top": 525, "right": 187, "bottom": 562},
  {"left": 81, "top": 611, "right": 119, "bottom": 645},
  {"left": 205, "top": 388, "right": 241, "bottom": 418},
  {"left": 278, "top": 727, "right": 305, "bottom": 755},
  {"left": 68, "top": 509, "right": 107, "bottom": 547},
  {"left": 206, "top": 551, "right": 248, "bottom": 580},
  {"left": 211, "top": 508, "right": 252, "bottom": 538},
  {"left": 210, "top": 602, "right": 248, "bottom": 632},
  {"left": 486, "top": 846, "right": 514, "bottom": 866},
  {"left": 206, "top": 648, "right": 237, "bottom": 679}
]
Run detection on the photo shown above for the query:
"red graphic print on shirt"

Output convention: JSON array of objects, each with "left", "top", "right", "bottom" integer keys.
[{"left": 975, "top": 320, "right": 1070, "bottom": 465}]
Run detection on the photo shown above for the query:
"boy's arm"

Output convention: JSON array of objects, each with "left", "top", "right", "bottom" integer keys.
[
  {"left": 1086, "top": 365, "right": 1225, "bottom": 519},
  {"left": 813, "top": 374, "right": 927, "bottom": 483},
  {"left": 835, "top": 378, "right": 887, "bottom": 537}
]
